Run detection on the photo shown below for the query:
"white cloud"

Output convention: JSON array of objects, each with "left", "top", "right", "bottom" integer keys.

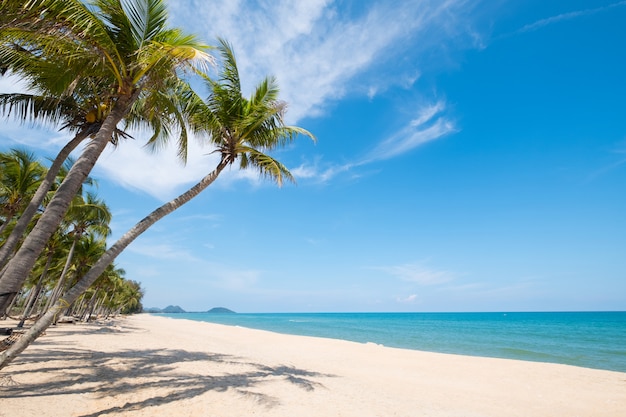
[
  {"left": 0, "top": 72, "right": 33, "bottom": 94},
  {"left": 93, "top": 133, "right": 222, "bottom": 201},
  {"left": 366, "top": 101, "right": 456, "bottom": 161},
  {"left": 397, "top": 294, "right": 418, "bottom": 303},
  {"left": 293, "top": 100, "right": 455, "bottom": 183},
  {"left": 0, "top": 74, "right": 71, "bottom": 150},
  {"left": 169, "top": 0, "right": 480, "bottom": 123},
  {"left": 2, "top": 0, "right": 477, "bottom": 197}
]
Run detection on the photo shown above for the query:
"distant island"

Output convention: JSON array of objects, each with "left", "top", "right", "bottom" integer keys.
[
  {"left": 207, "top": 307, "right": 236, "bottom": 314},
  {"left": 143, "top": 305, "right": 186, "bottom": 314}
]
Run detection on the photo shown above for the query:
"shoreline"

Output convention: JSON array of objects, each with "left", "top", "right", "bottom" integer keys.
[
  {"left": 153, "top": 310, "right": 626, "bottom": 373},
  {"left": 1, "top": 313, "right": 625, "bottom": 416}
]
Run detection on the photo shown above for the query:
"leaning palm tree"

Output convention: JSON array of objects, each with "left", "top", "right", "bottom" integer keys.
[
  {"left": 0, "top": 39, "right": 314, "bottom": 370},
  {"left": 0, "top": 0, "right": 211, "bottom": 313}
]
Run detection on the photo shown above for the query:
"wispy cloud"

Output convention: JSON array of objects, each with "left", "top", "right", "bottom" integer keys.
[
  {"left": 397, "top": 294, "right": 419, "bottom": 303},
  {"left": 126, "top": 240, "right": 262, "bottom": 291},
  {"left": 2, "top": 0, "right": 477, "bottom": 197},
  {"left": 440, "top": 276, "right": 543, "bottom": 300},
  {"left": 364, "top": 101, "right": 455, "bottom": 162},
  {"left": 585, "top": 141, "right": 626, "bottom": 183},
  {"left": 518, "top": 0, "right": 626, "bottom": 33},
  {"left": 169, "top": 0, "right": 480, "bottom": 123},
  {"left": 127, "top": 241, "right": 199, "bottom": 262},
  {"left": 294, "top": 100, "right": 455, "bottom": 182},
  {"left": 373, "top": 262, "right": 456, "bottom": 286}
]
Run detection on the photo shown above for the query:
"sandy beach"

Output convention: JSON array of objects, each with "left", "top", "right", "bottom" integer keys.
[{"left": 0, "top": 314, "right": 624, "bottom": 417}]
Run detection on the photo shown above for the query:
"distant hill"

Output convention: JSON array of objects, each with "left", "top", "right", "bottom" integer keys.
[
  {"left": 163, "top": 305, "right": 186, "bottom": 313},
  {"left": 207, "top": 307, "right": 235, "bottom": 314},
  {"left": 144, "top": 305, "right": 186, "bottom": 313}
]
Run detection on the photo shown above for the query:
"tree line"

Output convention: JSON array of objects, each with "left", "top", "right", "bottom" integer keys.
[
  {"left": 0, "top": 0, "right": 313, "bottom": 371},
  {"left": 0, "top": 148, "right": 144, "bottom": 325}
]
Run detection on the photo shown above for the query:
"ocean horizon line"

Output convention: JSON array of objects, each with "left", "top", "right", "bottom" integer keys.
[{"left": 153, "top": 309, "right": 626, "bottom": 314}]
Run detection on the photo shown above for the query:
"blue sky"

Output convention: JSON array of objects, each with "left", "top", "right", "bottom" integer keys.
[{"left": 1, "top": 0, "right": 625, "bottom": 312}]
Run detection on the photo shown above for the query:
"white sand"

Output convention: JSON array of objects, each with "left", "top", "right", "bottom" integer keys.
[{"left": 1, "top": 314, "right": 624, "bottom": 417}]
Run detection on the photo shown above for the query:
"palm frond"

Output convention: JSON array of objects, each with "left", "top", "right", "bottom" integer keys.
[
  {"left": 239, "top": 146, "right": 296, "bottom": 187},
  {"left": 215, "top": 38, "right": 241, "bottom": 94},
  {"left": 0, "top": 93, "right": 78, "bottom": 128},
  {"left": 1, "top": 0, "right": 124, "bottom": 85},
  {"left": 121, "top": 0, "right": 168, "bottom": 48}
]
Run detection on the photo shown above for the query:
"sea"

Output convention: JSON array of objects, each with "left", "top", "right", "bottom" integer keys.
[{"left": 156, "top": 311, "right": 626, "bottom": 373}]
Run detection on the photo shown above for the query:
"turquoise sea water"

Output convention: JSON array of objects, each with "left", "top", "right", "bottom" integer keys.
[{"left": 156, "top": 311, "right": 626, "bottom": 373}]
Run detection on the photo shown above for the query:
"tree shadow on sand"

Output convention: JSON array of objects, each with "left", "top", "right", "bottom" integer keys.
[{"left": 0, "top": 329, "right": 336, "bottom": 416}]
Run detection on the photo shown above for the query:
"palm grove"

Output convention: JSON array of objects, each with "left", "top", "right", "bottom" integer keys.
[
  {"left": 0, "top": 148, "right": 144, "bottom": 323},
  {"left": 0, "top": 0, "right": 313, "bottom": 370}
]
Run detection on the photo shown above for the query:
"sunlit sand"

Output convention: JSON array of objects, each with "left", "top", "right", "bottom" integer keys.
[{"left": 1, "top": 314, "right": 624, "bottom": 416}]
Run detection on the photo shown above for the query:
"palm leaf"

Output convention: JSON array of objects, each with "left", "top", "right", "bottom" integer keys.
[{"left": 239, "top": 146, "right": 295, "bottom": 187}]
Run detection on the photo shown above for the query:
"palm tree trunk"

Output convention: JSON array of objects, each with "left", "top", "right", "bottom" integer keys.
[
  {"left": 19, "top": 287, "right": 37, "bottom": 318},
  {"left": 43, "top": 238, "right": 77, "bottom": 319},
  {"left": 0, "top": 210, "right": 17, "bottom": 236},
  {"left": 2, "top": 290, "right": 20, "bottom": 319},
  {"left": 0, "top": 157, "right": 228, "bottom": 370},
  {"left": 80, "top": 288, "right": 100, "bottom": 321},
  {"left": 0, "top": 133, "right": 87, "bottom": 270},
  {"left": 0, "top": 95, "right": 135, "bottom": 315},
  {"left": 17, "top": 255, "right": 50, "bottom": 328}
]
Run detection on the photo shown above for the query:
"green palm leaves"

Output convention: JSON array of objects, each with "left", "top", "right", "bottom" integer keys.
[
  {"left": 0, "top": 1, "right": 314, "bottom": 371},
  {"left": 0, "top": 0, "right": 211, "bottom": 317},
  {"left": 190, "top": 39, "right": 314, "bottom": 186},
  {"left": 0, "top": 149, "right": 45, "bottom": 234}
]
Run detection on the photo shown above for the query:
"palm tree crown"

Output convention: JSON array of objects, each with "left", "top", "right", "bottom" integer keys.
[{"left": 189, "top": 39, "right": 314, "bottom": 186}]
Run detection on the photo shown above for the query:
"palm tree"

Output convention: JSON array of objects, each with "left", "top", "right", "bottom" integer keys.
[
  {"left": 0, "top": 90, "right": 120, "bottom": 271},
  {"left": 44, "top": 191, "right": 111, "bottom": 317},
  {"left": 15, "top": 230, "right": 66, "bottom": 327},
  {"left": 50, "top": 233, "right": 108, "bottom": 320},
  {"left": 0, "top": 39, "right": 314, "bottom": 370},
  {"left": 12, "top": 185, "right": 108, "bottom": 325},
  {"left": 115, "top": 279, "right": 144, "bottom": 315},
  {"left": 0, "top": 149, "right": 46, "bottom": 236},
  {"left": 0, "top": 0, "right": 211, "bottom": 313}
]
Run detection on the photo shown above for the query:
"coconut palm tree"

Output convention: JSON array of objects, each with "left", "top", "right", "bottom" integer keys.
[
  {"left": 44, "top": 191, "right": 111, "bottom": 316},
  {"left": 49, "top": 233, "right": 108, "bottom": 320},
  {"left": 0, "top": 0, "right": 211, "bottom": 313},
  {"left": 115, "top": 279, "right": 144, "bottom": 315},
  {"left": 0, "top": 135, "right": 100, "bottom": 275},
  {"left": 0, "top": 39, "right": 314, "bottom": 370},
  {"left": 15, "top": 231, "right": 65, "bottom": 327},
  {"left": 0, "top": 149, "right": 46, "bottom": 236},
  {"left": 0, "top": 89, "right": 121, "bottom": 271},
  {"left": 11, "top": 185, "right": 109, "bottom": 324}
]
